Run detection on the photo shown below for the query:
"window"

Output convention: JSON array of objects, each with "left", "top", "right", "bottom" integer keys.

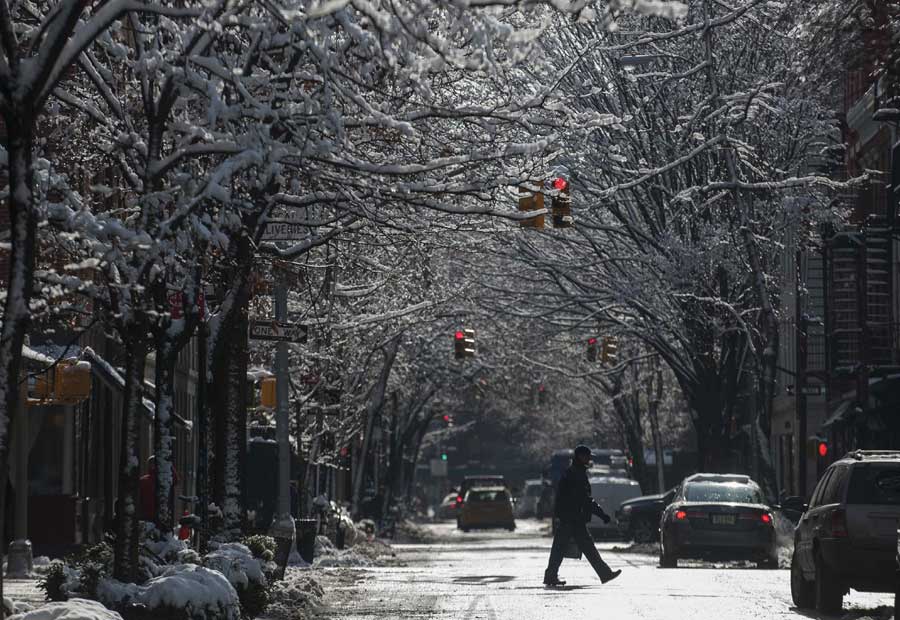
[
  {"left": 809, "top": 468, "right": 834, "bottom": 509},
  {"left": 847, "top": 464, "right": 900, "bottom": 505},
  {"left": 820, "top": 466, "right": 849, "bottom": 505},
  {"left": 467, "top": 490, "right": 510, "bottom": 503},
  {"left": 682, "top": 482, "right": 763, "bottom": 504}
]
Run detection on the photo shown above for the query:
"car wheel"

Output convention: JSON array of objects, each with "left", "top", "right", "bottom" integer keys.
[
  {"left": 633, "top": 518, "right": 655, "bottom": 544},
  {"left": 790, "top": 550, "right": 814, "bottom": 608},
  {"left": 507, "top": 525, "right": 516, "bottom": 532},
  {"left": 659, "top": 536, "right": 677, "bottom": 568},
  {"left": 814, "top": 550, "right": 843, "bottom": 614}
]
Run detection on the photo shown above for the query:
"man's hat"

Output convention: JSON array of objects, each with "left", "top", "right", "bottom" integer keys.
[{"left": 574, "top": 445, "right": 592, "bottom": 458}]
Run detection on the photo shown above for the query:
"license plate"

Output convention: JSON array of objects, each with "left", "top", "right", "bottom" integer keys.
[{"left": 712, "top": 514, "right": 736, "bottom": 525}]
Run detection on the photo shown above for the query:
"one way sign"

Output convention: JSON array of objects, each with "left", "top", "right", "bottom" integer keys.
[{"left": 249, "top": 320, "right": 308, "bottom": 343}]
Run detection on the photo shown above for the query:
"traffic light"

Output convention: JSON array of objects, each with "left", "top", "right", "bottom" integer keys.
[
  {"left": 601, "top": 336, "right": 618, "bottom": 364},
  {"left": 453, "top": 328, "right": 476, "bottom": 359},
  {"left": 817, "top": 441, "right": 828, "bottom": 458},
  {"left": 587, "top": 337, "right": 598, "bottom": 362},
  {"left": 518, "top": 180, "right": 545, "bottom": 229},
  {"left": 537, "top": 384, "right": 547, "bottom": 405},
  {"left": 441, "top": 414, "right": 453, "bottom": 427},
  {"left": 260, "top": 377, "right": 276, "bottom": 408},
  {"left": 550, "top": 176, "right": 573, "bottom": 228},
  {"left": 441, "top": 452, "right": 448, "bottom": 461}
]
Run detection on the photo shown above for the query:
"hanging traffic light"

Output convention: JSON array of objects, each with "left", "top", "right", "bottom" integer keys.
[
  {"left": 454, "top": 328, "right": 476, "bottom": 359},
  {"left": 441, "top": 453, "right": 448, "bottom": 461},
  {"left": 537, "top": 384, "right": 547, "bottom": 405},
  {"left": 587, "top": 337, "right": 598, "bottom": 362},
  {"left": 260, "top": 377, "right": 277, "bottom": 408},
  {"left": 601, "top": 336, "right": 618, "bottom": 364},
  {"left": 518, "top": 180, "right": 546, "bottom": 229},
  {"left": 818, "top": 441, "right": 828, "bottom": 458},
  {"left": 550, "top": 176, "right": 572, "bottom": 228}
]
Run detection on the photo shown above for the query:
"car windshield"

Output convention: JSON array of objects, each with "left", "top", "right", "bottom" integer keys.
[
  {"left": 683, "top": 482, "right": 763, "bottom": 504},
  {"left": 847, "top": 464, "right": 900, "bottom": 505},
  {"left": 468, "top": 490, "right": 509, "bottom": 503}
]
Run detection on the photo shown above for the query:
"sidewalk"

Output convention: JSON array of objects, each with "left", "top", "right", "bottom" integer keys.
[{"left": 5, "top": 576, "right": 46, "bottom": 609}]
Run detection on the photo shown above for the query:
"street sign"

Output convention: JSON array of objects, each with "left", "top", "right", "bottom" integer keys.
[
  {"left": 249, "top": 320, "right": 308, "bottom": 343},
  {"left": 262, "top": 221, "right": 306, "bottom": 242},
  {"left": 801, "top": 385, "right": 824, "bottom": 396},
  {"left": 430, "top": 459, "right": 448, "bottom": 477}
]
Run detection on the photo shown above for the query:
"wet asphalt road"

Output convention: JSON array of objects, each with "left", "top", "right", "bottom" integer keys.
[{"left": 320, "top": 520, "right": 894, "bottom": 620}]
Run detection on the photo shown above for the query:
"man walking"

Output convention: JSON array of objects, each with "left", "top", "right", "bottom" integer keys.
[{"left": 544, "top": 445, "right": 623, "bottom": 586}]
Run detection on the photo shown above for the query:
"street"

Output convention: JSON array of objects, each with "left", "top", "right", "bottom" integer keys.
[{"left": 320, "top": 521, "right": 894, "bottom": 620}]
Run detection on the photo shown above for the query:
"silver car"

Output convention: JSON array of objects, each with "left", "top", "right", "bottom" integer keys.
[{"left": 791, "top": 450, "right": 900, "bottom": 614}]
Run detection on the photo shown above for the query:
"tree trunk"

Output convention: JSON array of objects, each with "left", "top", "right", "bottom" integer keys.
[
  {"left": 113, "top": 342, "right": 148, "bottom": 582},
  {"left": 647, "top": 357, "right": 666, "bottom": 492},
  {"left": 0, "top": 122, "right": 38, "bottom": 614},
  {"left": 352, "top": 338, "right": 400, "bottom": 516},
  {"left": 153, "top": 339, "right": 177, "bottom": 532}
]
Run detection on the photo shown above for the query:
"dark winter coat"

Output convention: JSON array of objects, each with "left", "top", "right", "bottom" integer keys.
[{"left": 554, "top": 462, "right": 609, "bottom": 524}]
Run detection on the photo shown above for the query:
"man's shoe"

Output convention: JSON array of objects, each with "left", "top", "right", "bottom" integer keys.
[
  {"left": 543, "top": 575, "right": 566, "bottom": 587},
  {"left": 601, "top": 569, "right": 622, "bottom": 584}
]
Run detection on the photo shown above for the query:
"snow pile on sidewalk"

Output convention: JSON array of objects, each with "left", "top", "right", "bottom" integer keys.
[
  {"left": 8, "top": 599, "right": 122, "bottom": 620},
  {"left": 392, "top": 521, "right": 436, "bottom": 543},
  {"left": 774, "top": 512, "right": 795, "bottom": 569},
  {"left": 257, "top": 568, "right": 324, "bottom": 620},
  {"left": 4, "top": 597, "right": 34, "bottom": 616},
  {"left": 97, "top": 564, "right": 240, "bottom": 620},
  {"left": 204, "top": 543, "right": 269, "bottom": 589},
  {"left": 312, "top": 535, "right": 393, "bottom": 568},
  {"left": 611, "top": 542, "right": 658, "bottom": 555}
]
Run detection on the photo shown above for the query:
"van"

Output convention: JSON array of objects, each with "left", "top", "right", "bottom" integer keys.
[{"left": 587, "top": 476, "right": 642, "bottom": 538}]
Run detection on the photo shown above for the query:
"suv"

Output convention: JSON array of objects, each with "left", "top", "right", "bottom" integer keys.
[{"left": 791, "top": 450, "right": 900, "bottom": 614}]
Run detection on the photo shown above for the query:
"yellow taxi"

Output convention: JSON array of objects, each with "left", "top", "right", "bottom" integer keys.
[{"left": 458, "top": 487, "right": 516, "bottom": 532}]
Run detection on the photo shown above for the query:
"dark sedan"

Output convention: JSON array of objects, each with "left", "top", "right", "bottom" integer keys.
[
  {"left": 659, "top": 473, "right": 777, "bottom": 568},
  {"left": 616, "top": 486, "right": 677, "bottom": 543}
]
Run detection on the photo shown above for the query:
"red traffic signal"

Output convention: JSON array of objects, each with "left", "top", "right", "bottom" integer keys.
[
  {"left": 587, "top": 337, "right": 598, "bottom": 362},
  {"left": 454, "top": 328, "right": 476, "bottom": 359},
  {"left": 551, "top": 177, "right": 568, "bottom": 191},
  {"left": 442, "top": 414, "right": 451, "bottom": 423},
  {"left": 455, "top": 331, "right": 465, "bottom": 340},
  {"left": 818, "top": 442, "right": 828, "bottom": 458}
]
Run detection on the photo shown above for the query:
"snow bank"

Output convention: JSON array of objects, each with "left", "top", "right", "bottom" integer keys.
[
  {"left": 4, "top": 597, "right": 34, "bottom": 616},
  {"left": 611, "top": 542, "right": 657, "bottom": 555},
  {"left": 204, "top": 543, "right": 267, "bottom": 588},
  {"left": 774, "top": 512, "right": 795, "bottom": 569},
  {"left": 257, "top": 568, "right": 324, "bottom": 620},
  {"left": 8, "top": 599, "right": 121, "bottom": 620},
  {"left": 312, "top": 539, "right": 391, "bottom": 568},
  {"left": 98, "top": 565, "right": 240, "bottom": 620}
]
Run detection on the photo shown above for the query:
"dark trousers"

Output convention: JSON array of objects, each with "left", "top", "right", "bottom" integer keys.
[{"left": 545, "top": 519, "right": 612, "bottom": 580}]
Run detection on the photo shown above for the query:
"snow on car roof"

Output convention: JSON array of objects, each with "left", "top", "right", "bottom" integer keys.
[
  {"left": 589, "top": 476, "right": 639, "bottom": 485},
  {"left": 686, "top": 473, "right": 754, "bottom": 485}
]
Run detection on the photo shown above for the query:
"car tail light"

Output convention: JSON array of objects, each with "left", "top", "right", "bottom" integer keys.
[
  {"left": 456, "top": 496, "right": 463, "bottom": 505},
  {"left": 675, "top": 510, "right": 687, "bottom": 521},
  {"left": 760, "top": 513, "right": 772, "bottom": 525},
  {"left": 831, "top": 509, "right": 848, "bottom": 538}
]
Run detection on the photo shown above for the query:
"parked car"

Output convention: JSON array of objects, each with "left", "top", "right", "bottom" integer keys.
[
  {"left": 458, "top": 487, "right": 516, "bottom": 532},
  {"left": 791, "top": 450, "right": 900, "bottom": 614},
  {"left": 586, "top": 476, "right": 643, "bottom": 539},
  {"left": 436, "top": 493, "right": 461, "bottom": 520},
  {"left": 515, "top": 479, "right": 544, "bottom": 518},
  {"left": 616, "top": 486, "right": 677, "bottom": 543},
  {"left": 659, "top": 473, "right": 777, "bottom": 569}
]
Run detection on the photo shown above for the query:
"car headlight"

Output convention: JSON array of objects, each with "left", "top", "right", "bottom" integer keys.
[{"left": 621, "top": 505, "right": 632, "bottom": 514}]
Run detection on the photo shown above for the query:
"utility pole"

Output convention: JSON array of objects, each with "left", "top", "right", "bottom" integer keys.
[{"left": 270, "top": 270, "right": 295, "bottom": 552}]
